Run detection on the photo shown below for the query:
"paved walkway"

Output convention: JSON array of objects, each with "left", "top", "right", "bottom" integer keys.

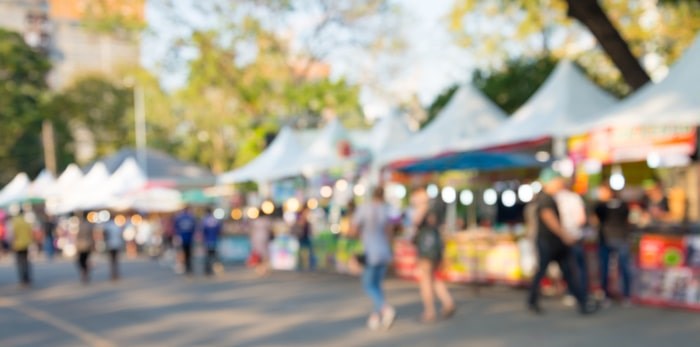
[{"left": 0, "top": 256, "right": 699, "bottom": 347}]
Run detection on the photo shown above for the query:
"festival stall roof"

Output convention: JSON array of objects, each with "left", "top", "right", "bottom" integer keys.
[
  {"left": 378, "top": 84, "right": 507, "bottom": 167},
  {"left": 0, "top": 173, "right": 31, "bottom": 207},
  {"left": 280, "top": 118, "right": 356, "bottom": 178},
  {"left": 398, "top": 151, "right": 548, "bottom": 173},
  {"left": 573, "top": 36, "right": 700, "bottom": 132},
  {"left": 447, "top": 60, "right": 618, "bottom": 153},
  {"left": 90, "top": 148, "right": 215, "bottom": 188},
  {"left": 45, "top": 164, "right": 83, "bottom": 214},
  {"left": 57, "top": 162, "right": 111, "bottom": 213},
  {"left": 369, "top": 113, "right": 413, "bottom": 156},
  {"left": 27, "top": 170, "right": 55, "bottom": 200},
  {"left": 218, "top": 126, "right": 306, "bottom": 184},
  {"left": 108, "top": 158, "right": 147, "bottom": 196}
]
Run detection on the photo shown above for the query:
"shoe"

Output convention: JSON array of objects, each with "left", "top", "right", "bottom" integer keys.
[
  {"left": 579, "top": 301, "right": 599, "bottom": 315},
  {"left": 562, "top": 295, "right": 576, "bottom": 308},
  {"left": 381, "top": 306, "right": 396, "bottom": 330},
  {"left": 367, "top": 314, "right": 381, "bottom": 331},
  {"left": 441, "top": 306, "right": 457, "bottom": 320},
  {"left": 527, "top": 303, "right": 544, "bottom": 315}
]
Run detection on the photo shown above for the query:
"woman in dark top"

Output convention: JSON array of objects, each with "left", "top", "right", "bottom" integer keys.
[
  {"left": 593, "top": 184, "right": 632, "bottom": 305},
  {"left": 295, "top": 206, "right": 315, "bottom": 271}
]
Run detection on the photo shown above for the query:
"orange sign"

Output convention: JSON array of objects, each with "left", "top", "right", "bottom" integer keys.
[{"left": 569, "top": 125, "right": 696, "bottom": 164}]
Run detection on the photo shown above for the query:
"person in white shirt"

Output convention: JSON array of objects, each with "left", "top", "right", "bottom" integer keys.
[
  {"left": 555, "top": 187, "right": 588, "bottom": 302},
  {"left": 103, "top": 214, "right": 125, "bottom": 281}
]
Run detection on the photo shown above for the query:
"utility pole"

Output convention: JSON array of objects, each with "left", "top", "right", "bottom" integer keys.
[
  {"left": 41, "top": 119, "right": 57, "bottom": 175},
  {"left": 134, "top": 84, "right": 147, "bottom": 171}
]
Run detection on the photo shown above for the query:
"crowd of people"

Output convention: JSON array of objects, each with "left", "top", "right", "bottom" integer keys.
[{"left": 0, "top": 169, "right": 676, "bottom": 331}]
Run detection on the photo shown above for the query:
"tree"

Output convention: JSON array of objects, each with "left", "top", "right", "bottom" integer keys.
[
  {"left": 53, "top": 75, "right": 134, "bottom": 162},
  {"left": 450, "top": 0, "right": 700, "bottom": 92},
  {"left": 473, "top": 56, "right": 558, "bottom": 114},
  {"left": 161, "top": 15, "right": 364, "bottom": 173},
  {"left": 0, "top": 28, "right": 54, "bottom": 184}
]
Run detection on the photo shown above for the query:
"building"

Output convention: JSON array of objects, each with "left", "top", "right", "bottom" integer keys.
[{"left": 0, "top": 0, "right": 143, "bottom": 89}]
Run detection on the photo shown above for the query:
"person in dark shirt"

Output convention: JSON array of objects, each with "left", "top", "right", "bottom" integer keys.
[
  {"left": 593, "top": 184, "right": 632, "bottom": 305},
  {"left": 527, "top": 168, "right": 594, "bottom": 315},
  {"left": 295, "top": 206, "right": 315, "bottom": 271},
  {"left": 173, "top": 207, "right": 197, "bottom": 275},
  {"left": 642, "top": 180, "right": 672, "bottom": 223},
  {"left": 202, "top": 207, "right": 222, "bottom": 276}
]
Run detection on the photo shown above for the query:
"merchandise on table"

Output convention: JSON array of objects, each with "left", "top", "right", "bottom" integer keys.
[
  {"left": 269, "top": 234, "right": 299, "bottom": 271},
  {"left": 218, "top": 235, "right": 252, "bottom": 263}
]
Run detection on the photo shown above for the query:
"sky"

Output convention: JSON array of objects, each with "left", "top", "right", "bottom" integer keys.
[{"left": 142, "top": 0, "right": 474, "bottom": 120}]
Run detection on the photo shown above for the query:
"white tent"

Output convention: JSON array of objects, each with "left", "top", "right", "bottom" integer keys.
[
  {"left": 283, "top": 118, "right": 354, "bottom": 177},
  {"left": 108, "top": 158, "right": 147, "bottom": 197},
  {"left": 378, "top": 85, "right": 507, "bottom": 166},
  {"left": 369, "top": 113, "right": 413, "bottom": 157},
  {"left": 27, "top": 170, "right": 56, "bottom": 200},
  {"left": 0, "top": 173, "right": 31, "bottom": 206},
  {"left": 129, "top": 187, "right": 183, "bottom": 212},
  {"left": 218, "top": 126, "right": 306, "bottom": 184},
  {"left": 574, "top": 36, "right": 700, "bottom": 131},
  {"left": 447, "top": 60, "right": 618, "bottom": 153},
  {"left": 45, "top": 164, "right": 84, "bottom": 214}
]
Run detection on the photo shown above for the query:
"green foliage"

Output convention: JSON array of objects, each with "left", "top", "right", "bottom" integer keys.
[
  {"left": 0, "top": 28, "right": 53, "bottom": 184},
  {"left": 472, "top": 56, "right": 558, "bottom": 114},
  {"left": 53, "top": 75, "right": 134, "bottom": 160},
  {"left": 424, "top": 85, "right": 459, "bottom": 129}
]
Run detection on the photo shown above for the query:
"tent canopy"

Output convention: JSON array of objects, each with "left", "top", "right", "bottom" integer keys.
[
  {"left": 218, "top": 126, "right": 306, "bottom": 184},
  {"left": 88, "top": 148, "right": 215, "bottom": 188},
  {"left": 573, "top": 36, "right": 700, "bottom": 132},
  {"left": 449, "top": 60, "right": 618, "bottom": 153},
  {"left": 397, "top": 151, "right": 548, "bottom": 173},
  {"left": 369, "top": 113, "right": 413, "bottom": 156},
  {"left": 0, "top": 173, "right": 31, "bottom": 207},
  {"left": 378, "top": 84, "right": 507, "bottom": 167}
]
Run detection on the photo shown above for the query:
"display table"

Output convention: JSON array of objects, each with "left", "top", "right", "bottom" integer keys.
[
  {"left": 217, "top": 234, "right": 252, "bottom": 264},
  {"left": 394, "top": 229, "right": 533, "bottom": 286},
  {"left": 634, "top": 226, "right": 700, "bottom": 311}
]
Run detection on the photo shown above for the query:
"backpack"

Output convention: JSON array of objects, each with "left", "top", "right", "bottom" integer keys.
[{"left": 415, "top": 227, "right": 442, "bottom": 261}]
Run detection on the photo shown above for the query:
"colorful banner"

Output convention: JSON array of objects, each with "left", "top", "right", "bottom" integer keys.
[
  {"left": 569, "top": 125, "right": 696, "bottom": 164},
  {"left": 639, "top": 234, "right": 686, "bottom": 269},
  {"left": 217, "top": 235, "right": 251, "bottom": 263}
]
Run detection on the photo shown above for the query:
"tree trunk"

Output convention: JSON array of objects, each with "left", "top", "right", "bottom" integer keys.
[{"left": 566, "top": 0, "right": 651, "bottom": 91}]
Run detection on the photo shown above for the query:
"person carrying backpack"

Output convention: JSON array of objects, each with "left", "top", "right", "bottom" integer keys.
[{"left": 413, "top": 190, "right": 455, "bottom": 323}]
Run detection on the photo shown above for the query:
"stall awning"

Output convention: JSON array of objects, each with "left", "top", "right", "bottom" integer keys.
[{"left": 396, "top": 151, "right": 547, "bottom": 173}]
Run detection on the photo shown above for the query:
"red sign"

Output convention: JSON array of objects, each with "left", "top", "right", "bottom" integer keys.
[{"left": 639, "top": 234, "right": 686, "bottom": 269}]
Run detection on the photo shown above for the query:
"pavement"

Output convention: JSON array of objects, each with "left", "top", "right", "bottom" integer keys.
[{"left": 0, "top": 254, "right": 699, "bottom": 347}]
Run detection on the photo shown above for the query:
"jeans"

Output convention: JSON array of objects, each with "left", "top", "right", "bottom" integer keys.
[
  {"left": 182, "top": 243, "right": 193, "bottom": 274},
  {"left": 44, "top": 237, "right": 55, "bottom": 260},
  {"left": 528, "top": 241, "right": 586, "bottom": 310},
  {"left": 599, "top": 241, "right": 632, "bottom": 299},
  {"left": 363, "top": 263, "right": 388, "bottom": 313},
  {"left": 16, "top": 250, "right": 31, "bottom": 285},
  {"left": 109, "top": 249, "right": 120, "bottom": 280},
  {"left": 205, "top": 248, "right": 217, "bottom": 275},
  {"left": 297, "top": 239, "right": 315, "bottom": 271},
  {"left": 570, "top": 241, "right": 588, "bottom": 296}
]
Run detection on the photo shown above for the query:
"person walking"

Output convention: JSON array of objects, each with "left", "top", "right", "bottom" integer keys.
[
  {"left": 294, "top": 206, "right": 315, "bottom": 271},
  {"left": 75, "top": 211, "right": 95, "bottom": 284},
  {"left": 593, "top": 184, "right": 632, "bottom": 306},
  {"left": 173, "top": 207, "right": 197, "bottom": 275},
  {"left": 38, "top": 208, "right": 57, "bottom": 260},
  {"left": 103, "top": 214, "right": 125, "bottom": 281},
  {"left": 527, "top": 169, "right": 595, "bottom": 315},
  {"left": 414, "top": 205, "right": 455, "bottom": 323},
  {"left": 202, "top": 208, "right": 222, "bottom": 276},
  {"left": 351, "top": 187, "right": 396, "bottom": 331},
  {"left": 554, "top": 185, "right": 588, "bottom": 306},
  {"left": 11, "top": 209, "right": 33, "bottom": 287}
]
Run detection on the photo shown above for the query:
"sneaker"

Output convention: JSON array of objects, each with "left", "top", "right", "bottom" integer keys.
[
  {"left": 381, "top": 306, "right": 396, "bottom": 330},
  {"left": 367, "top": 314, "right": 381, "bottom": 331},
  {"left": 527, "top": 303, "right": 544, "bottom": 315},
  {"left": 562, "top": 295, "right": 576, "bottom": 308}
]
